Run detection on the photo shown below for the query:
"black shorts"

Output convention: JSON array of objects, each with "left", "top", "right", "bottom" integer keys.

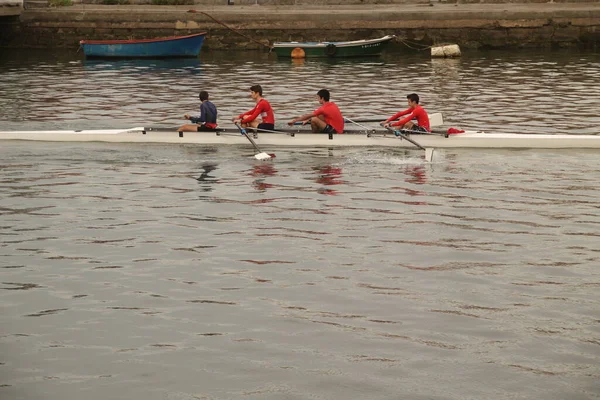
[
  {"left": 409, "top": 125, "right": 428, "bottom": 133},
  {"left": 321, "top": 124, "right": 338, "bottom": 134},
  {"left": 258, "top": 123, "right": 275, "bottom": 131},
  {"left": 197, "top": 125, "right": 218, "bottom": 132}
]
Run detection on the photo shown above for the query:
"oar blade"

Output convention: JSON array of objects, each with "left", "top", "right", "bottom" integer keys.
[
  {"left": 254, "top": 152, "right": 273, "bottom": 160},
  {"left": 235, "top": 122, "right": 276, "bottom": 161},
  {"left": 425, "top": 147, "right": 435, "bottom": 163}
]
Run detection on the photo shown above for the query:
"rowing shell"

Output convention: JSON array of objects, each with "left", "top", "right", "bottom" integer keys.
[{"left": 1, "top": 127, "right": 600, "bottom": 149}]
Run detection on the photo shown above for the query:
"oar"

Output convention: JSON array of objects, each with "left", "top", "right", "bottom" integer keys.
[
  {"left": 343, "top": 117, "right": 378, "bottom": 134},
  {"left": 292, "top": 120, "right": 311, "bottom": 126},
  {"left": 382, "top": 124, "right": 435, "bottom": 162},
  {"left": 143, "top": 126, "right": 225, "bottom": 132},
  {"left": 234, "top": 123, "right": 274, "bottom": 160},
  {"left": 346, "top": 113, "right": 444, "bottom": 125},
  {"left": 344, "top": 117, "right": 389, "bottom": 123},
  {"left": 291, "top": 118, "right": 375, "bottom": 134},
  {"left": 244, "top": 126, "right": 294, "bottom": 136}
]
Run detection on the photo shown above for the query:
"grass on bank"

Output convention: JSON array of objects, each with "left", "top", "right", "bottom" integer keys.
[
  {"left": 49, "top": 0, "right": 73, "bottom": 6},
  {"left": 151, "top": 0, "right": 194, "bottom": 4}
]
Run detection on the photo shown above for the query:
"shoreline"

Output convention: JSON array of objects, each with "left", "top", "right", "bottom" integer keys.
[{"left": 1, "top": 3, "right": 599, "bottom": 49}]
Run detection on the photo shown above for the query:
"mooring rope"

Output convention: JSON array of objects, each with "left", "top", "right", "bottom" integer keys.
[
  {"left": 397, "top": 38, "right": 434, "bottom": 51},
  {"left": 187, "top": 10, "right": 272, "bottom": 50}
]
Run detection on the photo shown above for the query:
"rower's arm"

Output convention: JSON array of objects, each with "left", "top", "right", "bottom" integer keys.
[
  {"left": 297, "top": 112, "right": 315, "bottom": 122},
  {"left": 392, "top": 111, "right": 416, "bottom": 127},
  {"left": 237, "top": 107, "right": 254, "bottom": 121},
  {"left": 387, "top": 108, "right": 410, "bottom": 122},
  {"left": 243, "top": 102, "right": 268, "bottom": 123}
]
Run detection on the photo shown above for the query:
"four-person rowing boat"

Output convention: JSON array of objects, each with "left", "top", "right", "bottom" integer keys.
[{"left": 1, "top": 125, "right": 599, "bottom": 149}]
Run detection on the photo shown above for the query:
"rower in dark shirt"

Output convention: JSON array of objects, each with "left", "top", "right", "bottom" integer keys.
[{"left": 179, "top": 90, "right": 218, "bottom": 132}]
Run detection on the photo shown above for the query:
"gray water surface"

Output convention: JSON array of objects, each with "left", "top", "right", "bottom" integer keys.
[
  {"left": 1, "top": 49, "right": 599, "bottom": 400},
  {"left": 1, "top": 48, "right": 599, "bottom": 134}
]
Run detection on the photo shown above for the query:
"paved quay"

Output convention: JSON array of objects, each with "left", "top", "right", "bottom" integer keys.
[{"left": 4, "top": 2, "right": 600, "bottom": 49}]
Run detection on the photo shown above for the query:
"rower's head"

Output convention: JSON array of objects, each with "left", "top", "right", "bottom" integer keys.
[
  {"left": 407, "top": 93, "right": 419, "bottom": 107},
  {"left": 316, "top": 89, "right": 330, "bottom": 103},
  {"left": 199, "top": 91, "right": 209, "bottom": 101},
  {"left": 249, "top": 84, "right": 263, "bottom": 98}
]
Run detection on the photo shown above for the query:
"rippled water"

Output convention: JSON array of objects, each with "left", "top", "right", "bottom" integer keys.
[
  {"left": 1, "top": 48, "right": 599, "bottom": 134},
  {"left": 1, "top": 49, "right": 600, "bottom": 400}
]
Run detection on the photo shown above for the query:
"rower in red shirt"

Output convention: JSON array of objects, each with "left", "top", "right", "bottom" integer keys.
[
  {"left": 382, "top": 93, "right": 430, "bottom": 133},
  {"left": 287, "top": 89, "right": 344, "bottom": 134},
  {"left": 232, "top": 84, "right": 275, "bottom": 131}
]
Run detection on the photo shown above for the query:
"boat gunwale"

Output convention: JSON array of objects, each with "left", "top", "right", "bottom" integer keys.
[
  {"left": 79, "top": 32, "right": 207, "bottom": 46},
  {"left": 3, "top": 128, "right": 600, "bottom": 140},
  {"left": 2, "top": 128, "right": 600, "bottom": 149}
]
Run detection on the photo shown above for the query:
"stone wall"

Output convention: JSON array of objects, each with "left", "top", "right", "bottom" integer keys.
[
  {"left": 72, "top": 0, "right": 600, "bottom": 3},
  {"left": 0, "top": 0, "right": 22, "bottom": 16},
  {"left": 1, "top": 2, "right": 599, "bottom": 50},
  {"left": 22, "top": 0, "right": 600, "bottom": 5}
]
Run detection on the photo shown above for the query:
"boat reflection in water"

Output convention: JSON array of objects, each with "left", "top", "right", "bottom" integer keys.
[
  {"left": 315, "top": 165, "right": 344, "bottom": 195},
  {"left": 196, "top": 162, "right": 219, "bottom": 192},
  {"left": 403, "top": 165, "right": 427, "bottom": 185},
  {"left": 250, "top": 163, "right": 278, "bottom": 193},
  {"left": 82, "top": 57, "right": 204, "bottom": 75}
]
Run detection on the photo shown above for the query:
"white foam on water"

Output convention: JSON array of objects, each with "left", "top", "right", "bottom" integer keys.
[{"left": 342, "top": 149, "right": 443, "bottom": 166}]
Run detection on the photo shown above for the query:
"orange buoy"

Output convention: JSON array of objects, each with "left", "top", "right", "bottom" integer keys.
[{"left": 291, "top": 47, "right": 306, "bottom": 59}]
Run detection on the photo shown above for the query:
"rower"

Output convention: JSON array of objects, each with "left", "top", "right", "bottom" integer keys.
[
  {"left": 287, "top": 89, "right": 344, "bottom": 138},
  {"left": 381, "top": 93, "right": 430, "bottom": 133},
  {"left": 232, "top": 84, "right": 276, "bottom": 132},
  {"left": 178, "top": 90, "right": 219, "bottom": 132}
]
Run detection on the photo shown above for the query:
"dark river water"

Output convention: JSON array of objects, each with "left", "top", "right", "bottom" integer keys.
[{"left": 1, "top": 48, "right": 599, "bottom": 400}]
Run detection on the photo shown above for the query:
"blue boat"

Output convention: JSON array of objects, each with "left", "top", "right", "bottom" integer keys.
[{"left": 79, "top": 32, "right": 207, "bottom": 58}]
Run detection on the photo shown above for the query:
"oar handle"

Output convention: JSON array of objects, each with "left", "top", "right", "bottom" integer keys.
[
  {"left": 234, "top": 122, "right": 246, "bottom": 135},
  {"left": 292, "top": 120, "right": 310, "bottom": 126}
]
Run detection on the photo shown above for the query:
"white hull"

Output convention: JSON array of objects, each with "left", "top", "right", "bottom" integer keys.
[{"left": 1, "top": 128, "right": 600, "bottom": 149}]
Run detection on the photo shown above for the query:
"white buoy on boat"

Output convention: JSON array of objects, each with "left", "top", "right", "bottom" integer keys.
[{"left": 431, "top": 44, "right": 461, "bottom": 58}]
